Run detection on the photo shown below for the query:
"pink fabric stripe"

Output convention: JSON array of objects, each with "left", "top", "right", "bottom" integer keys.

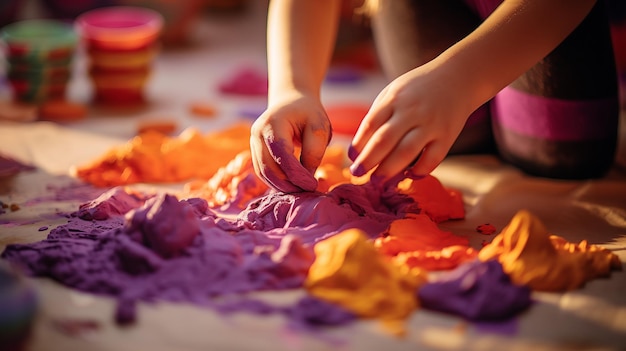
[{"left": 491, "top": 87, "right": 619, "bottom": 141}]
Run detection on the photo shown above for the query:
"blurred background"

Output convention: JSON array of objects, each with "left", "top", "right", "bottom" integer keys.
[
  {"left": 0, "top": 0, "right": 623, "bottom": 128},
  {"left": 1, "top": 0, "right": 254, "bottom": 46}
]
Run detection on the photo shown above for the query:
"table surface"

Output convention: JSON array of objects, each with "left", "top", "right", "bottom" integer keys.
[{"left": 1, "top": 2, "right": 626, "bottom": 351}]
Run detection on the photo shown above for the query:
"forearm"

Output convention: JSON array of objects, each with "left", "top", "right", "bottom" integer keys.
[
  {"left": 433, "top": 0, "right": 597, "bottom": 111},
  {"left": 266, "top": 0, "right": 342, "bottom": 103}
]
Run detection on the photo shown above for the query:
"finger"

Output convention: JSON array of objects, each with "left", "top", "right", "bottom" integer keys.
[
  {"left": 250, "top": 134, "right": 293, "bottom": 192},
  {"left": 265, "top": 133, "right": 318, "bottom": 192},
  {"left": 349, "top": 88, "right": 392, "bottom": 160},
  {"left": 349, "top": 111, "right": 408, "bottom": 177},
  {"left": 371, "top": 127, "right": 428, "bottom": 180},
  {"left": 251, "top": 127, "right": 304, "bottom": 193},
  {"left": 300, "top": 113, "right": 332, "bottom": 174},
  {"left": 407, "top": 141, "right": 449, "bottom": 176}
]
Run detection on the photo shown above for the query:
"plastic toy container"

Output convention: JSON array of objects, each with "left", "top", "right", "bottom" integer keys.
[
  {"left": 0, "top": 20, "right": 77, "bottom": 103},
  {"left": 75, "top": 6, "right": 163, "bottom": 51},
  {"left": 75, "top": 6, "right": 163, "bottom": 105}
]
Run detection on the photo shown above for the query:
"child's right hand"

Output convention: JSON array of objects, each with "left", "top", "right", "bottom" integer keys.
[{"left": 250, "top": 92, "right": 332, "bottom": 193}]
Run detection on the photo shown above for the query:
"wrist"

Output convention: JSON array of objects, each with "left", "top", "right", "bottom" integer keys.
[
  {"left": 424, "top": 56, "right": 488, "bottom": 118},
  {"left": 268, "top": 84, "right": 319, "bottom": 106}
]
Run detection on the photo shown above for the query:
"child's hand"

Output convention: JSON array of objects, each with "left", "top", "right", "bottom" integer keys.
[
  {"left": 349, "top": 65, "right": 473, "bottom": 181},
  {"left": 250, "top": 92, "right": 332, "bottom": 193}
]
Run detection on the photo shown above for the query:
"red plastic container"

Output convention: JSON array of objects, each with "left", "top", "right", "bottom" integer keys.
[
  {"left": 76, "top": 6, "right": 163, "bottom": 105},
  {"left": 75, "top": 6, "right": 163, "bottom": 51}
]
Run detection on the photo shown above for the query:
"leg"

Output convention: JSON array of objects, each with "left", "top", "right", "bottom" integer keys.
[
  {"left": 369, "top": 0, "right": 494, "bottom": 154},
  {"left": 491, "top": 1, "right": 619, "bottom": 179}
]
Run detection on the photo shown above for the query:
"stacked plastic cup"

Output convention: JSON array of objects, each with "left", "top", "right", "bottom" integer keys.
[
  {"left": 75, "top": 6, "right": 163, "bottom": 106},
  {"left": 1, "top": 19, "right": 77, "bottom": 104}
]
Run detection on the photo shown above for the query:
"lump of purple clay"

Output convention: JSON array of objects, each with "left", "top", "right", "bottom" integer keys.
[
  {"left": 243, "top": 235, "right": 315, "bottom": 289},
  {"left": 239, "top": 182, "right": 414, "bottom": 244},
  {"left": 75, "top": 187, "right": 148, "bottom": 220},
  {"left": 124, "top": 194, "right": 201, "bottom": 259},
  {"left": 418, "top": 260, "right": 532, "bottom": 321}
]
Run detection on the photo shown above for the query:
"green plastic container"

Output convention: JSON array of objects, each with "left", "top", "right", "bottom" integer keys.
[
  {"left": 1, "top": 19, "right": 77, "bottom": 103},
  {"left": 1, "top": 19, "right": 77, "bottom": 63}
]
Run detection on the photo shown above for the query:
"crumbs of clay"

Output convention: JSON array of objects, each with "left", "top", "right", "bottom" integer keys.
[
  {"left": 136, "top": 119, "right": 178, "bottom": 135},
  {"left": 189, "top": 102, "right": 217, "bottom": 118},
  {"left": 476, "top": 223, "right": 497, "bottom": 235}
]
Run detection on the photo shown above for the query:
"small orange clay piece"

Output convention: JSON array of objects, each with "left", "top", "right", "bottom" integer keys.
[
  {"left": 136, "top": 120, "right": 178, "bottom": 135},
  {"left": 376, "top": 214, "right": 470, "bottom": 255},
  {"left": 9, "top": 203, "right": 20, "bottom": 211},
  {"left": 476, "top": 223, "right": 497, "bottom": 235},
  {"left": 397, "top": 175, "right": 465, "bottom": 223},
  {"left": 314, "top": 164, "right": 349, "bottom": 193},
  {"left": 392, "top": 245, "right": 477, "bottom": 271},
  {"left": 39, "top": 101, "right": 87, "bottom": 122},
  {"left": 478, "top": 210, "right": 622, "bottom": 291},
  {"left": 314, "top": 145, "right": 350, "bottom": 192},
  {"left": 189, "top": 102, "right": 217, "bottom": 118}
]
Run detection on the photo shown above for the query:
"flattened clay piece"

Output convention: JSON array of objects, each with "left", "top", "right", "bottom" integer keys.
[{"left": 478, "top": 210, "right": 622, "bottom": 291}]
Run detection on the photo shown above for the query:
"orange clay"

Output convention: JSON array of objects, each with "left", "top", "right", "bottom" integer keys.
[
  {"left": 314, "top": 164, "right": 349, "bottom": 193},
  {"left": 326, "top": 104, "right": 369, "bottom": 136},
  {"left": 397, "top": 175, "right": 465, "bottom": 223},
  {"left": 39, "top": 101, "right": 87, "bottom": 122},
  {"left": 305, "top": 229, "right": 426, "bottom": 336},
  {"left": 74, "top": 123, "right": 252, "bottom": 187},
  {"left": 189, "top": 102, "right": 217, "bottom": 118},
  {"left": 375, "top": 213, "right": 470, "bottom": 256},
  {"left": 136, "top": 119, "right": 178, "bottom": 135},
  {"left": 314, "top": 145, "right": 351, "bottom": 192},
  {"left": 478, "top": 210, "right": 622, "bottom": 292},
  {"left": 184, "top": 150, "right": 268, "bottom": 209},
  {"left": 392, "top": 245, "right": 477, "bottom": 271},
  {"left": 185, "top": 145, "right": 348, "bottom": 208}
]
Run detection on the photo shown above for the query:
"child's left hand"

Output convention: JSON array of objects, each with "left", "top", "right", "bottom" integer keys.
[{"left": 349, "top": 62, "right": 475, "bottom": 181}]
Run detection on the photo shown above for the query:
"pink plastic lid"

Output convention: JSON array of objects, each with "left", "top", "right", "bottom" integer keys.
[{"left": 75, "top": 6, "right": 163, "bottom": 50}]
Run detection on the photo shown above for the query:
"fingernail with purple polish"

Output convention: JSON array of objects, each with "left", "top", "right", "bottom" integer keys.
[
  {"left": 350, "top": 163, "right": 366, "bottom": 177},
  {"left": 347, "top": 145, "right": 359, "bottom": 161}
]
